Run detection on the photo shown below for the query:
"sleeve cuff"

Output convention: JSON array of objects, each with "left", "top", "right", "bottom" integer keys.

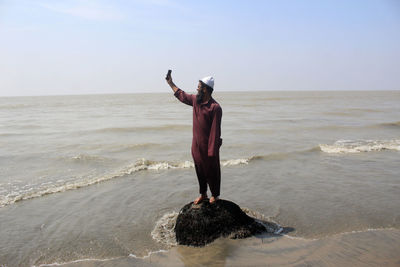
[{"left": 174, "top": 88, "right": 181, "bottom": 96}]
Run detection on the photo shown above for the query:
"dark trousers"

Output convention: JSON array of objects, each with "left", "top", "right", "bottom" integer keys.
[{"left": 194, "top": 155, "right": 221, "bottom": 197}]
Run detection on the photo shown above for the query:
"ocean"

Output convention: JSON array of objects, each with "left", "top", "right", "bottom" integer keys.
[{"left": 0, "top": 91, "right": 399, "bottom": 266}]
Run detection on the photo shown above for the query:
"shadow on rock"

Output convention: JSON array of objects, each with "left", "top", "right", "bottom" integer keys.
[{"left": 175, "top": 199, "right": 289, "bottom": 246}]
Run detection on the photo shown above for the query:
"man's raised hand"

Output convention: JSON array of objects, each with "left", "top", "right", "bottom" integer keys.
[
  {"left": 166, "top": 70, "right": 179, "bottom": 93},
  {"left": 165, "top": 69, "right": 172, "bottom": 84}
]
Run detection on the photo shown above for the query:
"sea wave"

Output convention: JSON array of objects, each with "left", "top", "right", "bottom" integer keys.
[
  {"left": 0, "top": 157, "right": 250, "bottom": 208},
  {"left": 325, "top": 108, "right": 383, "bottom": 117},
  {"left": 58, "top": 142, "right": 165, "bottom": 153},
  {"left": 0, "top": 149, "right": 326, "bottom": 207},
  {"left": 377, "top": 121, "right": 400, "bottom": 128},
  {"left": 69, "top": 153, "right": 109, "bottom": 162},
  {"left": 0, "top": 103, "right": 35, "bottom": 110},
  {"left": 108, "top": 142, "right": 165, "bottom": 152},
  {"left": 312, "top": 121, "right": 400, "bottom": 131},
  {"left": 345, "top": 108, "right": 383, "bottom": 113},
  {"left": 88, "top": 124, "right": 191, "bottom": 134},
  {"left": 319, "top": 139, "right": 400, "bottom": 153},
  {"left": 0, "top": 132, "right": 26, "bottom": 137}
]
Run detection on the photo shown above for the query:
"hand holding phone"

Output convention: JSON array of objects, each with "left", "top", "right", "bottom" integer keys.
[{"left": 166, "top": 70, "right": 172, "bottom": 81}]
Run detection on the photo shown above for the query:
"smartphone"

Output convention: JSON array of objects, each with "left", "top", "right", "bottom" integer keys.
[{"left": 166, "top": 70, "right": 172, "bottom": 80}]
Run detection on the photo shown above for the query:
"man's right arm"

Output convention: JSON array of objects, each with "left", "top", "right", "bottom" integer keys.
[
  {"left": 166, "top": 77, "right": 179, "bottom": 93},
  {"left": 167, "top": 77, "right": 179, "bottom": 93}
]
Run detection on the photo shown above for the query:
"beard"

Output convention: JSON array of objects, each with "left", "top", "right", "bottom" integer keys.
[{"left": 196, "top": 89, "right": 204, "bottom": 104}]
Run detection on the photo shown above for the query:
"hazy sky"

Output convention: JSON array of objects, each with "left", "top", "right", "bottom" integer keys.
[{"left": 1, "top": 0, "right": 399, "bottom": 96}]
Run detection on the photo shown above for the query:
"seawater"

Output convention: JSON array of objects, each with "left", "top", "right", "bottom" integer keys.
[{"left": 0, "top": 91, "right": 399, "bottom": 266}]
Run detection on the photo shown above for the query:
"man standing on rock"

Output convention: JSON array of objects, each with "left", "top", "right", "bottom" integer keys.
[{"left": 166, "top": 71, "right": 223, "bottom": 204}]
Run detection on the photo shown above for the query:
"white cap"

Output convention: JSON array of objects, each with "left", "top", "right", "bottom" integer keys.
[{"left": 200, "top": 76, "right": 214, "bottom": 89}]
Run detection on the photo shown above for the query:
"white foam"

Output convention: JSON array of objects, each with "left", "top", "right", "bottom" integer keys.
[
  {"left": 280, "top": 234, "right": 317, "bottom": 241},
  {"left": 70, "top": 154, "right": 107, "bottom": 161},
  {"left": 319, "top": 139, "right": 400, "bottom": 153},
  {"left": 34, "top": 257, "right": 120, "bottom": 266},
  {"left": 241, "top": 207, "right": 283, "bottom": 235},
  {"left": 221, "top": 158, "right": 249, "bottom": 166},
  {"left": 241, "top": 207, "right": 269, "bottom": 221},
  {"left": 151, "top": 211, "right": 179, "bottom": 246},
  {"left": 129, "top": 249, "right": 169, "bottom": 259},
  {"left": 281, "top": 227, "right": 397, "bottom": 242},
  {"left": 331, "top": 227, "right": 397, "bottom": 237}
]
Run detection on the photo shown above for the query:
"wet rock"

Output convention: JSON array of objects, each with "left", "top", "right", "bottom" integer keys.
[{"left": 174, "top": 199, "right": 280, "bottom": 246}]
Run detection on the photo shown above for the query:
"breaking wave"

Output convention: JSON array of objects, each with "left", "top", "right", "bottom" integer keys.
[
  {"left": 0, "top": 157, "right": 251, "bottom": 208},
  {"left": 3, "top": 138, "right": 397, "bottom": 208},
  {"left": 319, "top": 139, "right": 400, "bottom": 153},
  {"left": 2, "top": 150, "right": 321, "bottom": 208},
  {"left": 151, "top": 211, "right": 179, "bottom": 246}
]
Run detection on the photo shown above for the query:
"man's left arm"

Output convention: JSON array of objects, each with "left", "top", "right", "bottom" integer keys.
[{"left": 208, "top": 106, "right": 223, "bottom": 157}]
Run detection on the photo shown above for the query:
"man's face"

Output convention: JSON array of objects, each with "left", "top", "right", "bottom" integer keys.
[
  {"left": 197, "top": 82, "right": 204, "bottom": 94},
  {"left": 196, "top": 82, "right": 205, "bottom": 104}
]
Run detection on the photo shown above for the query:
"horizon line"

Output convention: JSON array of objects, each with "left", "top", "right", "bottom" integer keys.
[{"left": 1, "top": 89, "right": 399, "bottom": 98}]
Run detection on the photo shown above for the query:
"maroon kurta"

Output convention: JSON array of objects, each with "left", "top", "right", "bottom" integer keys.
[{"left": 174, "top": 89, "right": 223, "bottom": 197}]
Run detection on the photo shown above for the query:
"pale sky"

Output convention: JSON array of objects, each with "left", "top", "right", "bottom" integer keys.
[{"left": 1, "top": 0, "right": 399, "bottom": 96}]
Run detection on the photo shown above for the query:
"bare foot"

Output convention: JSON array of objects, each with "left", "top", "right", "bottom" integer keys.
[
  {"left": 194, "top": 195, "right": 207, "bottom": 205},
  {"left": 209, "top": 196, "right": 219, "bottom": 204}
]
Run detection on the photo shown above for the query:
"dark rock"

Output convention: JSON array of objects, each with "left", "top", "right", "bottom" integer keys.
[{"left": 174, "top": 199, "right": 281, "bottom": 246}]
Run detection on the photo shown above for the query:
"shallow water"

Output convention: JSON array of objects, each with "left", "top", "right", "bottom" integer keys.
[
  {"left": 61, "top": 229, "right": 400, "bottom": 267},
  {"left": 0, "top": 91, "right": 399, "bottom": 266}
]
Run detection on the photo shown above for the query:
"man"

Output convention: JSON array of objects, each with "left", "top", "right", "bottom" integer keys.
[{"left": 166, "top": 71, "right": 223, "bottom": 204}]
